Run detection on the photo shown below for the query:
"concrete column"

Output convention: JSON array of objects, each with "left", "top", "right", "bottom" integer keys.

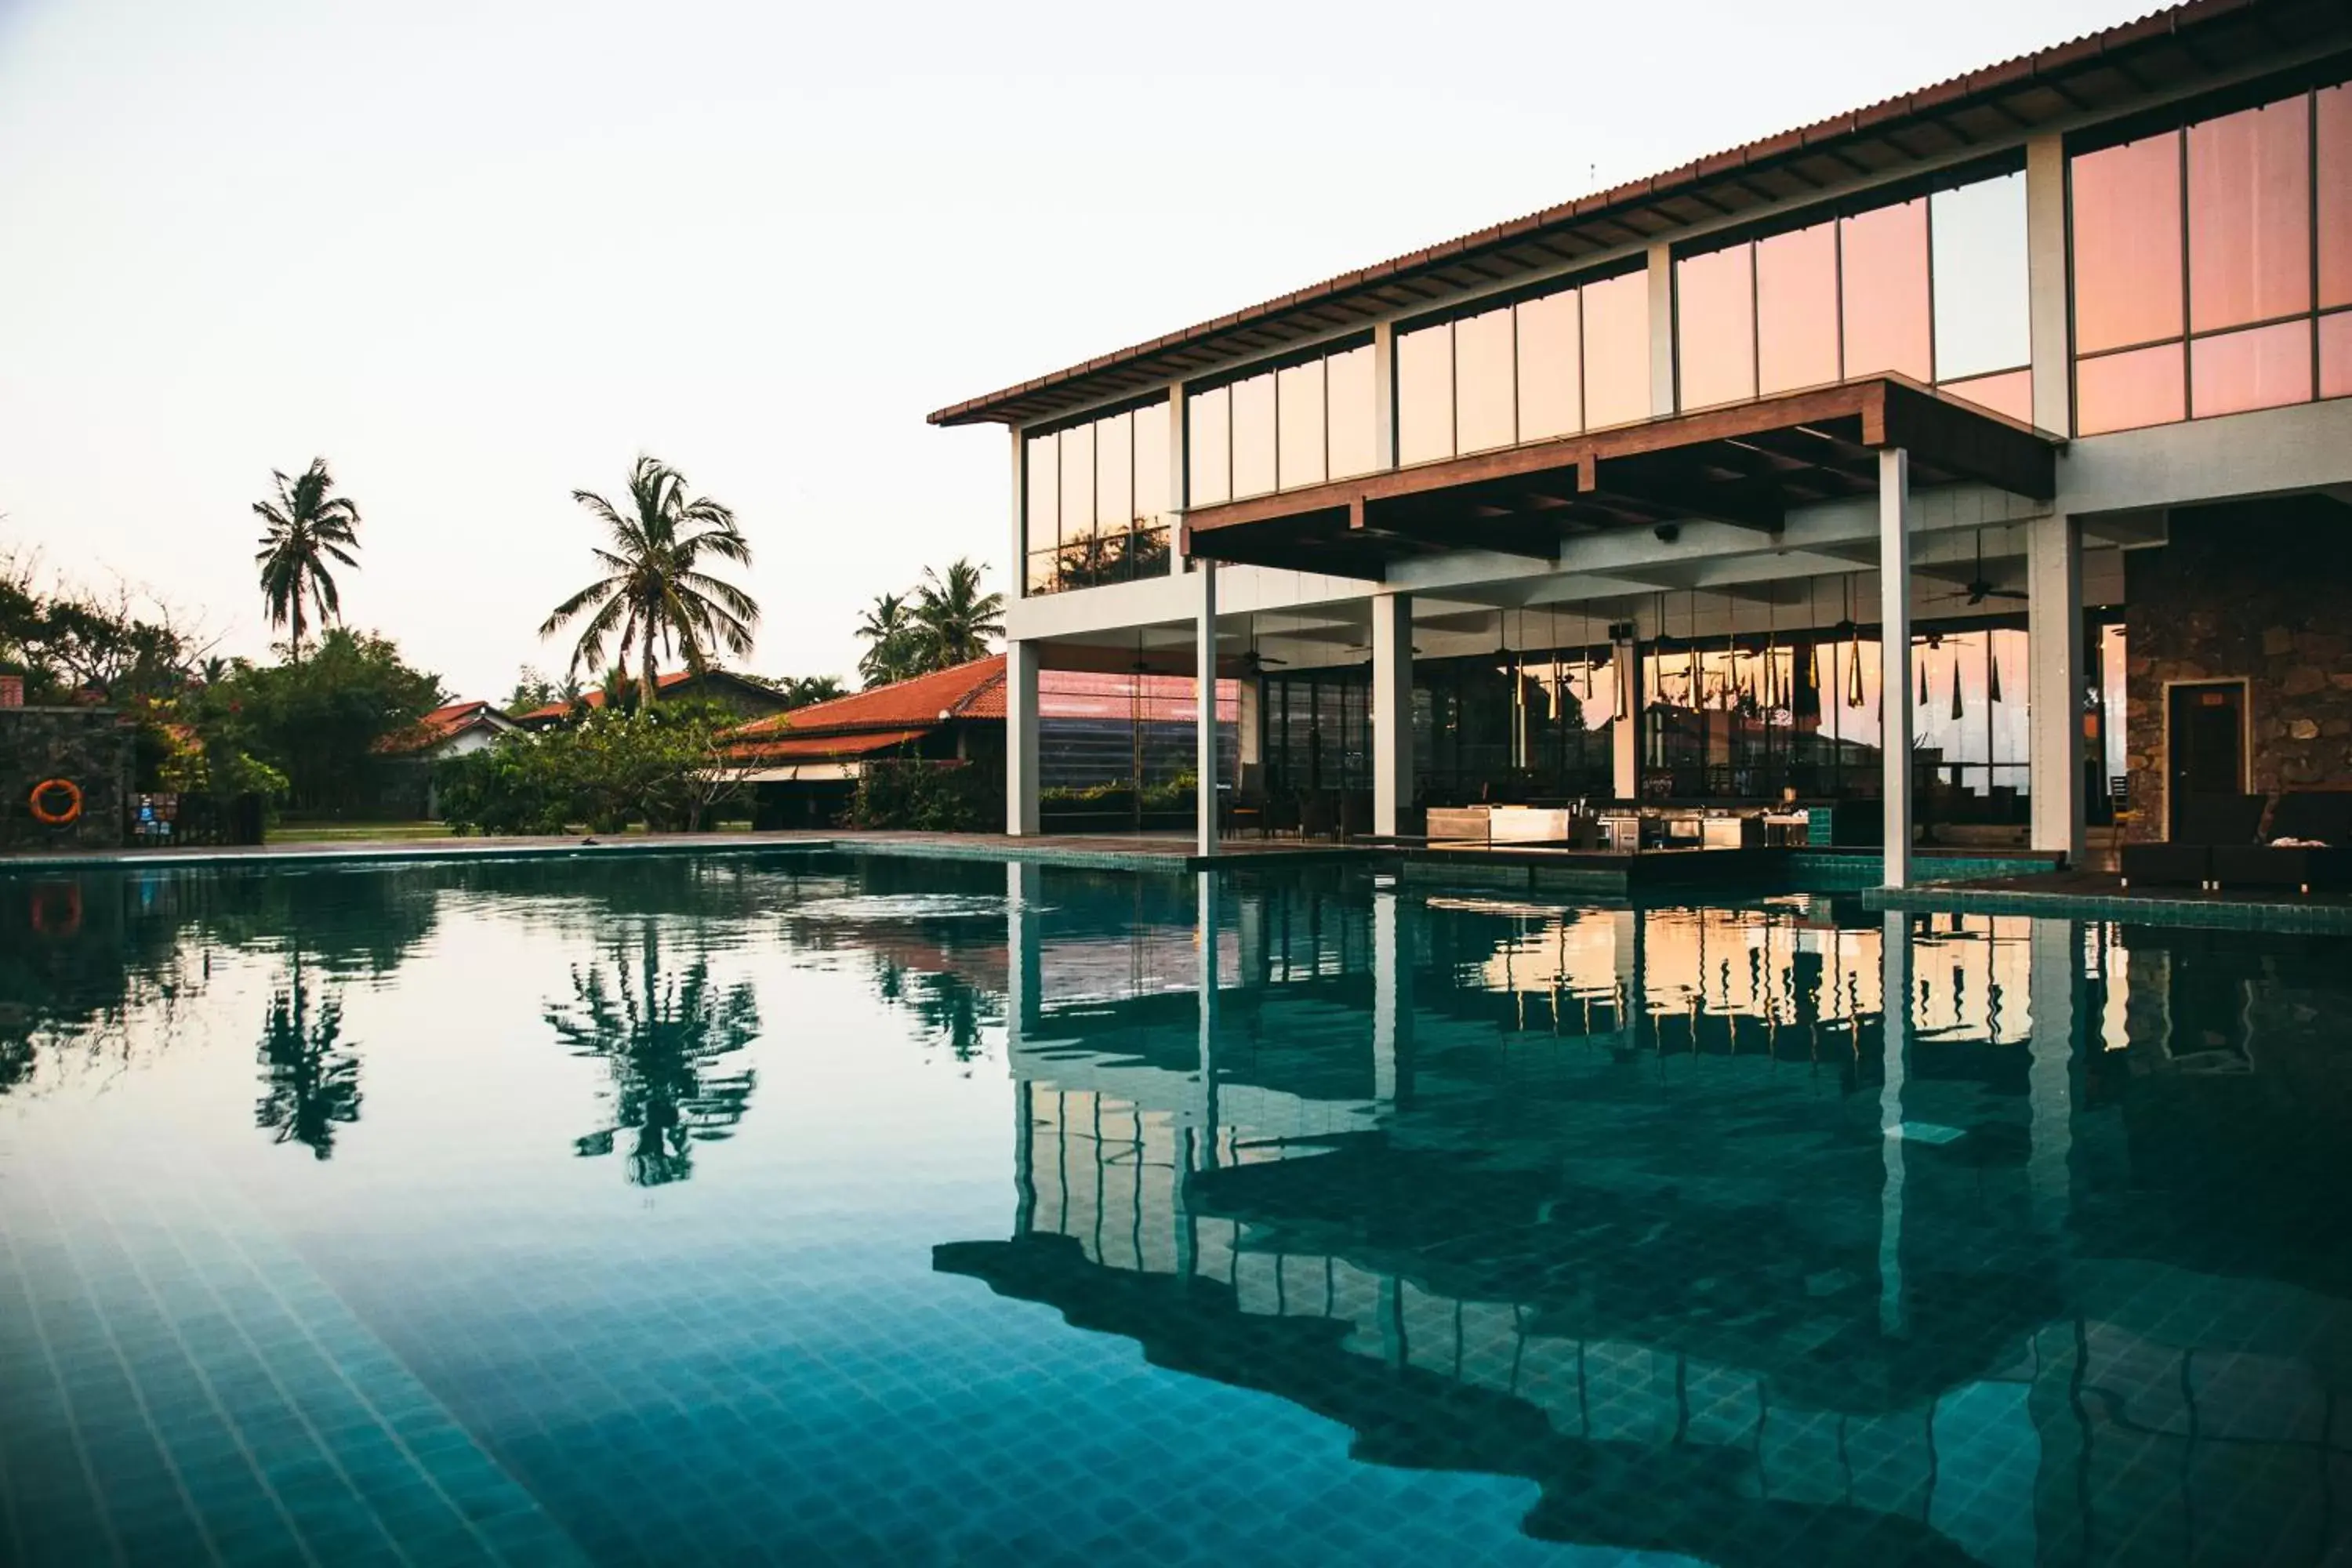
[
  {"left": 1371, "top": 592, "right": 1414, "bottom": 837},
  {"left": 1878, "top": 448, "right": 1914, "bottom": 888},
  {"left": 2025, "top": 133, "right": 2072, "bottom": 437},
  {"left": 2026, "top": 918, "right": 2078, "bottom": 1236},
  {"left": 1165, "top": 385, "right": 1187, "bottom": 577},
  {"left": 1646, "top": 242, "right": 1676, "bottom": 419},
  {"left": 1006, "top": 638, "right": 1040, "bottom": 837},
  {"left": 1611, "top": 629, "right": 1642, "bottom": 802},
  {"left": 1370, "top": 321, "right": 1398, "bottom": 470},
  {"left": 2028, "top": 512, "right": 2086, "bottom": 864},
  {"left": 1196, "top": 561, "right": 1220, "bottom": 856},
  {"left": 1878, "top": 909, "right": 1911, "bottom": 1338},
  {"left": 1236, "top": 672, "right": 1264, "bottom": 799}
]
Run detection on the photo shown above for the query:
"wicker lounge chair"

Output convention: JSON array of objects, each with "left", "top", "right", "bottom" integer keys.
[{"left": 2118, "top": 793, "right": 2267, "bottom": 890}]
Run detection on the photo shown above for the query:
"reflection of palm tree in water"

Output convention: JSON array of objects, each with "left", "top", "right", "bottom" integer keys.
[
  {"left": 546, "top": 926, "right": 758, "bottom": 1186},
  {"left": 256, "top": 961, "right": 361, "bottom": 1158},
  {"left": 877, "top": 960, "right": 996, "bottom": 1062}
]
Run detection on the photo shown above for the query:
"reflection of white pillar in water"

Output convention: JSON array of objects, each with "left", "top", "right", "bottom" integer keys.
[
  {"left": 1195, "top": 869, "right": 1221, "bottom": 1171},
  {"left": 1372, "top": 889, "right": 1404, "bottom": 1107},
  {"left": 1196, "top": 563, "right": 1221, "bottom": 858},
  {"left": 1879, "top": 447, "right": 1914, "bottom": 889},
  {"left": 1879, "top": 909, "right": 1910, "bottom": 1338},
  {"left": 1613, "top": 906, "right": 1643, "bottom": 1048},
  {"left": 1005, "top": 861, "right": 1044, "bottom": 1047},
  {"left": 2026, "top": 918, "right": 2076, "bottom": 1235}
]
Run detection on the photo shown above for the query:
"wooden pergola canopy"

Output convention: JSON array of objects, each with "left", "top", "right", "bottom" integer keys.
[{"left": 1181, "top": 378, "right": 2060, "bottom": 581}]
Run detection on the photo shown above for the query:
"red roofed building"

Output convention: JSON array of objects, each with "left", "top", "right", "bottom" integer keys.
[
  {"left": 512, "top": 668, "right": 791, "bottom": 730},
  {"left": 373, "top": 700, "right": 521, "bottom": 760}
]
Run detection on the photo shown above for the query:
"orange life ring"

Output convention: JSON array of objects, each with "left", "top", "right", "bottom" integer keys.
[
  {"left": 28, "top": 881, "right": 82, "bottom": 938},
  {"left": 28, "top": 778, "right": 82, "bottom": 826}
]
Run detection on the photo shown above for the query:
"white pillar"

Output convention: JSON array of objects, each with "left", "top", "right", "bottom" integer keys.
[
  {"left": 1196, "top": 561, "right": 1220, "bottom": 856},
  {"left": 2028, "top": 513, "right": 2086, "bottom": 864},
  {"left": 1371, "top": 592, "right": 1414, "bottom": 837},
  {"left": 2025, "top": 132, "right": 2072, "bottom": 437},
  {"left": 1878, "top": 909, "right": 1910, "bottom": 1338},
  {"left": 1646, "top": 242, "right": 1675, "bottom": 418},
  {"left": 1879, "top": 448, "right": 1914, "bottom": 888},
  {"left": 1006, "top": 638, "right": 1040, "bottom": 837},
  {"left": 1611, "top": 628, "right": 1642, "bottom": 801}
]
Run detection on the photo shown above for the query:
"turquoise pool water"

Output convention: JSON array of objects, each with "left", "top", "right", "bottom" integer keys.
[{"left": 3, "top": 851, "right": 2350, "bottom": 1566}]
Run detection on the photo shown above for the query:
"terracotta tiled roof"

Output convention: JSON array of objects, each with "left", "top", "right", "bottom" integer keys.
[
  {"left": 728, "top": 727, "right": 935, "bottom": 763},
  {"left": 373, "top": 700, "right": 514, "bottom": 755},
  {"left": 731, "top": 656, "right": 1007, "bottom": 740}
]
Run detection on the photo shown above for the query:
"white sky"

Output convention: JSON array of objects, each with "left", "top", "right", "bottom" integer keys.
[{"left": 0, "top": 0, "right": 2135, "bottom": 699}]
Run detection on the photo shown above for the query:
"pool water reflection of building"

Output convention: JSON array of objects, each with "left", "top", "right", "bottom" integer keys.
[{"left": 944, "top": 866, "right": 2352, "bottom": 1567}]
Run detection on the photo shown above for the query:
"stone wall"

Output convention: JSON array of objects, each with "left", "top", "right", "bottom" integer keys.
[
  {"left": 2123, "top": 497, "right": 2352, "bottom": 840},
  {"left": 0, "top": 707, "right": 132, "bottom": 851}
]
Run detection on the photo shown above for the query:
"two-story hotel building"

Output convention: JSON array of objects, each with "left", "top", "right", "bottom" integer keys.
[{"left": 931, "top": 0, "right": 2352, "bottom": 884}]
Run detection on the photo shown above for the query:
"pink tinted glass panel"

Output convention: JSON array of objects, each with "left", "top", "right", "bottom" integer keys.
[
  {"left": 2190, "top": 319, "right": 2313, "bottom": 416},
  {"left": 1675, "top": 245, "right": 1756, "bottom": 409},
  {"left": 1939, "top": 369, "right": 2032, "bottom": 424},
  {"left": 1756, "top": 222, "right": 1839, "bottom": 393},
  {"left": 1581, "top": 271, "right": 1651, "bottom": 427},
  {"left": 1838, "top": 200, "right": 1930, "bottom": 379},
  {"left": 1396, "top": 324, "right": 1454, "bottom": 465},
  {"left": 2076, "top": 343, "right": 2186, "bottom": 434},
  {"left": 2322, "top": 86, "right": 2352, "bottom": 309},
  {"left": 1454, "top": 306, "right": 1518, "bottom": 452},
  {"left": 2324, "top": 311, "right": 2352, "bottom": 399},
  {"left": 1515, "top": 288, "right": 1582, "bottom": 438},
  {"left": 2072, "top": 133, "right": 2183, "bottom": 353},
  {"left": 2188, "top": 96, "right": 2310, "bottom": 332}
]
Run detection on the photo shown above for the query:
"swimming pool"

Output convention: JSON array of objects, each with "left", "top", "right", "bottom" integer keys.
[{"left": 3, "top": 851, "right": 2349, "bottom": 1565}]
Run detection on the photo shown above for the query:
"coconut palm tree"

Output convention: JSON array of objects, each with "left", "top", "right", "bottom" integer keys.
[
  {"left": 854, "top": 591, "right": 921, "bottom": 688},
  {"left": 540, "top": 456, "right": 757, "bottom": 707},
  {"left": 911, "top": 558, "right": 1004, "bottom": 670},
  {"left": 252, "top": 458, "right": 361, "bottom": 664}
]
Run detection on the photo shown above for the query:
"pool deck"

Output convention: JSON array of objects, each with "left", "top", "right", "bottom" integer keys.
[
  {"left": 1867, "top": 868, "right": 2352, "bottom": 933},
  {"left": 0, "top": 829, "right": 1375, "bottom": 875}
]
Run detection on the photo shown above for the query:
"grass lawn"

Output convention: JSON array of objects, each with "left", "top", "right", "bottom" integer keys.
[{"left": 268, "top": 821, "right": 457, "bottom": 844}]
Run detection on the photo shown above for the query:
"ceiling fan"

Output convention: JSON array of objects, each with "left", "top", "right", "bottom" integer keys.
[
  {"left": 1239, "top": 614, "right": 1289, "bottom": 675},
  {"left": 1926, "top": 530, "right": 2031, "bottom": 607}
]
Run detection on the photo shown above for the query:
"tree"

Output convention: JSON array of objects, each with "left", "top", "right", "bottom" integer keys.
[
  {"left": 756, "top": 673, "right": 845, "bottom": 710},
  {"left": 192, "top": 629, "right": 445, "bottom": 814},
  {"left": 541, "top": 455, "right": 759, "bottom": 707},
  {"left": 910, "top": 558, "right": 1004, "bottom": 670},
  {"left": 253, "top": 458, "right": 362, "bottom": 664},
  {"left": 854, "top": 591, "right": 921, "bottom": 689}
]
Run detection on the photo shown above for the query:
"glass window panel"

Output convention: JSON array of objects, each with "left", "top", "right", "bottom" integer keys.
[
  {"left": 1187, "top": 386, "right": 1230, "bottom": 507},
  {"left": 1024, "top": 433, "right": 1058, "bottom": 557},
  {"left": 1094, "top": 412, "right": 1132, "bottom": 535},
  {"left": 2076, "top": 342, "right": 2186, "bottom": 434},
  {"left": 1325, "top": 345, "right": 1378, "bottom": 478},
  {"left": 1396, "top": 322, "right": 1455, "bottom": 464},
  {"left": 1939, "top": 368, "right": 2033, "bottom": 424},
  {"left": 2071, "top": 132, "right": 2183, "bottom": 354},
  {"left": 1757, "top": 221, "right": 1839, "bottom": 394},
  {"left": 2324, "top": 310, "right": 2352, "bottom": 399},
  {"left": 1231, "top": 371, "right": 1277, "bottom": 499},
  {"left": 1515, "top": 287, "right": 1582, "bottom": 438},
  {"left": 1931, "top": 172, "right": 2031, "bottom": 379},
  {"left": 1581, "top": 270, "right": 1652, "bottom": 428},
  {"left": 2322, "top": 85, "right": 2352, "bottom": 309},
  {"left": 1840, "top": 198, "right": 1930, "bottom": 379},
  {"left": 1133, "top": 398, "right": 1170, "bottom": 524},
  {"left": 1676, "top": 243, "right": 1757, "bottom": 409},
  {"left": 2188, "top": 95, "right": 2311, "bottom": 332},
  {"left": 1454, "top": 304, "right": 1517, "bottom": 452},
  {"left": 1058, "top": 419, "right": 1094, "bottom": 539},
  {"left": 1276, "top": 359, "right": 1327, "bottom": 489},
  {"left": 2190, "top": 318, "right": 2313, "bottom": 417}
]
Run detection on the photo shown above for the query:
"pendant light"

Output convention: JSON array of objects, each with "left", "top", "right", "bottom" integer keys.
[
  {"left": 1918, "top": 657, "right": 1929, "bottom": 709},
  {"left": 1847, "top": 630, "right": 1864, "bottom": 708},
  {"left": 1988, "top": 641, "right": 2004, "bottom": 705},
  {"left": 1950, "top": 653, "right": 1965, "bottom": 721}
]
